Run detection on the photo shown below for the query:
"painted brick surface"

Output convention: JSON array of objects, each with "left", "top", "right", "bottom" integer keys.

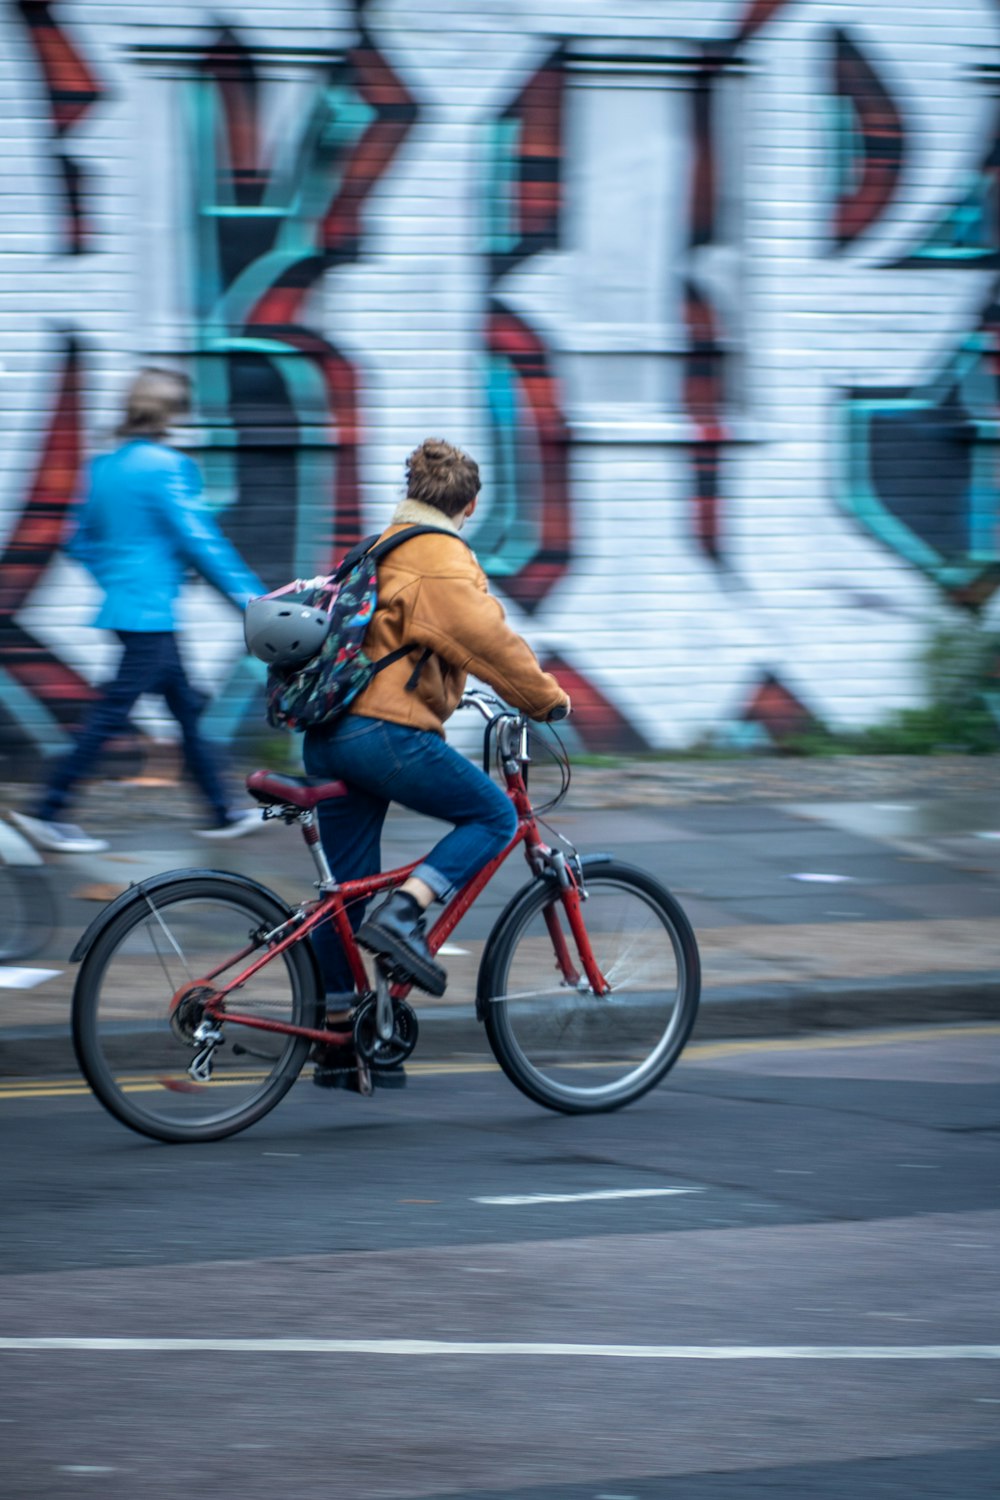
[{"left": 1, "top": 0, "right": 998, "bottom": 770}]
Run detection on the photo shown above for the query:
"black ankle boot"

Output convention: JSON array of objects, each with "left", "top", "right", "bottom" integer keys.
[
  {"left": 356, "top": 890, "right": 447, "bottom": 997},
  {"left": 311, "top": 993, "right": 409, "bottom": 1091},
  {"left": 311, "top": 1044, "right": 407, "bottom": 1092}
]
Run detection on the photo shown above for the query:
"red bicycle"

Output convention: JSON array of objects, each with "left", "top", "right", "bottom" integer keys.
[{"left": 70, "top": 693, "right": 701, "bottom": 1142}]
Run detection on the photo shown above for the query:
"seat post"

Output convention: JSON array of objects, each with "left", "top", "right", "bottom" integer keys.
[{"left": 299, "top": 810, "right": 335, "bottom": 888}]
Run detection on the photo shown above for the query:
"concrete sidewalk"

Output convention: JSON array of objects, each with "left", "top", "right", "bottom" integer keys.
[{"left": 1, "top": 752, "right": 998, "bottom": 1076}]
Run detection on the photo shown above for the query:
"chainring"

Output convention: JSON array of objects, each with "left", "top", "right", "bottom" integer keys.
[{"left": 352, "top": 995, "right": 419, "bottom": 1069}]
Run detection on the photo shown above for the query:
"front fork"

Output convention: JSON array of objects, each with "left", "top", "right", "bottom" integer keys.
[{"left": 536, "top": 848, "right": 609, "bottom": 997}]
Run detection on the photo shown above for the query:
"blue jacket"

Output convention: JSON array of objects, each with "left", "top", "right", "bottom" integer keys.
[{"left": 65, "top": 440, "right": 264, "bottom": 632}]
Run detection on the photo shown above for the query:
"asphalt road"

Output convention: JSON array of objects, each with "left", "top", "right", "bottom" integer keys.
[{"left": 2, "top": 1026, "right": 999, "bottom": 1499}]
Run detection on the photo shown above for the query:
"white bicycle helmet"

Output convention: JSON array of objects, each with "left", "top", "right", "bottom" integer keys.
[{"left": 244, "top": 596, "right": 331, "bottom": 669}]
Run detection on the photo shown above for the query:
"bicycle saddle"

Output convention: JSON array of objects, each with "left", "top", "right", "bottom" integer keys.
[{"left": 246, "top": 770, "right": 349, "bottom": 810}]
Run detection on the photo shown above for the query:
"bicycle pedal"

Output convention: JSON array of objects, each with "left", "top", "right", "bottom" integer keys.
[
  {"left": 377, "top": 957, "right": 444, "bottom": 997},
  {"left": 371, "top": 956, "right": 407, "bottom": 986}
]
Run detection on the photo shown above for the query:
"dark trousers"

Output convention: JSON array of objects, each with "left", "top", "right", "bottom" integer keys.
[
  {"left": 302, "top": 715, "right": 518, "bottom": 995},
  {"left": 37, "top": 631, "right": 228, "bottom": 823}
]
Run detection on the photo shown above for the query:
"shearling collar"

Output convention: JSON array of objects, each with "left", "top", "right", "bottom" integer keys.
[{"left": 390, "top": 498, "right": 464, "bottom": 535}]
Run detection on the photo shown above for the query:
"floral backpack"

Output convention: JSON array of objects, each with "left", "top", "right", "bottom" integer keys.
[{"left": 264, "top": 525, "right": 463, "bottom": 732}]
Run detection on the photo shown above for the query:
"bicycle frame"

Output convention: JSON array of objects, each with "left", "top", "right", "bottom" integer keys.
[{"left": 184, "top": 746, "right": 609, "bottom": 1052}]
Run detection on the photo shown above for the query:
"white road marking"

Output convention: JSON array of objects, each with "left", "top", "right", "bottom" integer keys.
[
  {"left": 788, "top": 872, "right": 854, "bottom": 883},
  {"left": 473, "top": 1188, "right": 698, "bottom": 1206},
  {"left": 1, "top": 1338, "right": 997, "bottom": 1360},
  {"left": 0, "top": 966, "right": 61, "bottom": 989}
]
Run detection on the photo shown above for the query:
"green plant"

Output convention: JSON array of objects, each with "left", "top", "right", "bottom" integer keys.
[{"left": 786, "top": 620, "right": 1000, "bottom": 756}]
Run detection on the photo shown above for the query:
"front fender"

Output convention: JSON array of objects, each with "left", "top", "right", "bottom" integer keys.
[{"left": 69, "top": 868, "right": 297, "bottom": 963}]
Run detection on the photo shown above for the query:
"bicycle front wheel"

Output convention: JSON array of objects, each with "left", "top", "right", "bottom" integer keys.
[
  {"left": 72, "top": 876, "right": 322, "bottom": 1143},
  {"left": 481, "top": 862, "right": 700, "bottom": 1113}
]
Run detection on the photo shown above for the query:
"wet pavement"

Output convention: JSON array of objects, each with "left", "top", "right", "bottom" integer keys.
[
  {"left": 0, "top": 752, "right": 998, "bottom": 1075},
  {"left": 1, "top": 1026, "right": 998, "bottom": 1497},
  {"left": 2, "top": 756, "right": 998, "bottom": 1498}
]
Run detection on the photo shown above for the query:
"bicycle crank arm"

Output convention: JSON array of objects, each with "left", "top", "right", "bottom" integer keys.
[{"left": 374, "top": 969, "right": 394, "bottom": 1043}]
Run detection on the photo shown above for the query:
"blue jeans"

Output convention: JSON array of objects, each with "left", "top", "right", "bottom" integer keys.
[
  {"left": 302, "top": 716, "right": 517, "bottom": 995},
  {"left": 36, "top": 631, "right": 229, "bottom": 824}
]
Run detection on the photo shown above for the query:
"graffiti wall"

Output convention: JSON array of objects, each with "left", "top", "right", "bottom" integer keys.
[{"left": 2, "top": 0, "right": 999, "bottom": 769}]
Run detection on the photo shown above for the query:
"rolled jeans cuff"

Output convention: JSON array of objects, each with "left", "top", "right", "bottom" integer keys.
[{"left": 412, "top": 861, "right": 452, "bottom": 902}]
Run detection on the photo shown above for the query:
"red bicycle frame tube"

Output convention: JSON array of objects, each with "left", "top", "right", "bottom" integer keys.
[{"left": 200, "top": 763, "right": 608, "bottom": 1046}]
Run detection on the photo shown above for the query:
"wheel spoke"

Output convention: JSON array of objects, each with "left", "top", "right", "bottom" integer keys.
[
  {"left": 142, "top": 890, "right": 193, "bottom": 983},
  {"left": 73, "top": 877, "right": 321, "bottom": 1143},
  {"left": 483, "top": 866, "right": 700, "bottom": 1113}
]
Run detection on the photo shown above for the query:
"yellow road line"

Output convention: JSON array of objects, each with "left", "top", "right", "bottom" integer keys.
[
  {"left": 1, "top": 1023, "right": 997, "bottom": 1103},
  {"left": 682, "top": 1022, "right": 1000, "bottom": 1061},
  {"left": 0, "top": 1060, "right": 504, "bottom": 1100}
]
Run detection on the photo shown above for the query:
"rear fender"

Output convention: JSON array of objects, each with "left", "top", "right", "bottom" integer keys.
[{"left": 69, "top": 869, "right": 299, "bottom": 963}]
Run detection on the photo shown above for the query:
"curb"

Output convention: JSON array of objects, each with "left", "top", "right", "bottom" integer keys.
[{"left": 1, "top": 975, "right": 997, "bottom": 1080}]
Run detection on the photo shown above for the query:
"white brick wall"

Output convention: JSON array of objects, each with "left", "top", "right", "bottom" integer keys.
[{"left": 2, "top": 0, "right": 998, "bottom": 766}]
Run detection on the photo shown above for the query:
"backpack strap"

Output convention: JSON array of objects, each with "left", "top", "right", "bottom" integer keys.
[
  {"left": 403, "top": 646, "right": 433, "bottom": 692},
  {"left": 334, "top": 523, "right": 469, "bottom": 581},
  {"left": 367, "top": 642, "right": 424, "bottom": 681},
  {"left": 365, "top": 523, "right": 472, "bottom": 565},
  {"left": 332, "top": 532, "right": 381, "bottom": 582},
  {"left": 362, "top": 525, "right": 471, "bottom": 693}
]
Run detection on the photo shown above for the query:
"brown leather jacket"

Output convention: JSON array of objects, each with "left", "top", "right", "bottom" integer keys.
[{"left": 347, "top": 500, "right": 569, "bottom": 735}]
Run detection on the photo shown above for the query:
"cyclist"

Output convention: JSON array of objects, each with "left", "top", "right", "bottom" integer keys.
[{"left": 300, "top": 438, "right": 570, "bottom": 1084}]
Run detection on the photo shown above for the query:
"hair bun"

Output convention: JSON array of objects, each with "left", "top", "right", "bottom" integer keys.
[
  {"left": 405, "top": 438, "right": 481, "bottom": 519},
  {"left": 420, "top": 439, "right": 454, "bottom": 469}
]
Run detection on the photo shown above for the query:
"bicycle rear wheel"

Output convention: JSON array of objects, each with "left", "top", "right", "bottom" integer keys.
[
  {"left": 0, "top": 862, "right": 53, "bottom": 961},
  {"left": 481, "top": 861, "right": 700, "bottom": 1113},
  {"left": 72, "top": 875, "right": 322, "bottom": 1143}
]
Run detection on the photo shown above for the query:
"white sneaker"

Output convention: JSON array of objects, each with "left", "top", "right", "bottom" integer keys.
[
  {"left": 9, "top": 810, "right": 110, "bottom": 854},
  {"left": 195, "top": 808, "right": 265, "bottom": 840}
]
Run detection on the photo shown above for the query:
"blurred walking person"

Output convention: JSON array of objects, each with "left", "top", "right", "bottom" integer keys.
[{"left": 12, "top": 368, "right": 265, "bottom": 854}]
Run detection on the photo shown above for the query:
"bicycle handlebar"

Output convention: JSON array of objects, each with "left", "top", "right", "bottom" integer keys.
[
  {"left": 458, "top": 690, "right": 508, "bottom": 724},
  {"left": 458, "top": 689, "right": 567, "bottom": 726},
  {"left": 459, "top": 690, "right": 571, "bottom": 807},
  {"left": 458, "top": 692, "right": 529, "bottom": 772}
]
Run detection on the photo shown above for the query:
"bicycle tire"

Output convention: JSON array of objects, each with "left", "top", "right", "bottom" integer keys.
[
  {"left": 0, "top": 863, "right": 53, "bottom": 962},
  {"left": 72, "top": 874, "right": 322, "bottom": 1143},
  {"left": 480, "top": 861, "right": 700, "bottom": 1114}
]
